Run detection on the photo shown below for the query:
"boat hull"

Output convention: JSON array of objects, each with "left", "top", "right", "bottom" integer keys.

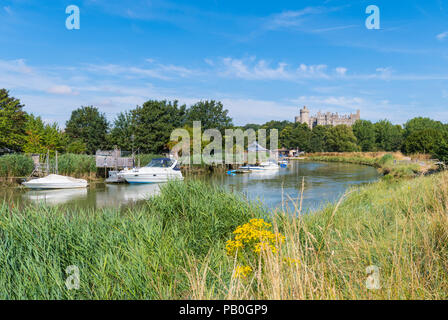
[
  {"left": 121, "top": 173, "right": 183, "bottom": 184},
  {"left": 22, "top": 174, "right": 88, "bottom": 189},
  {"left": 22, "top": 183, "right": 87, "bottom": 189}
]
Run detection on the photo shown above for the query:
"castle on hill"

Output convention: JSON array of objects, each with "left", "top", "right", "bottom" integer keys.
[{"left": 295, "top": 106, "right": 360, "bottom": 129}]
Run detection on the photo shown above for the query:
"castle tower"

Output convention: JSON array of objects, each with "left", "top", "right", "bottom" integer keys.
[{"left": 299, "top": 106, "right": 310, "bottom": 127}]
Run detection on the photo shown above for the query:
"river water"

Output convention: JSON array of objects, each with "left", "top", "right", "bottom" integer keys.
[{"left": 0, "top": 161, "right": 379, "bottom": 213}]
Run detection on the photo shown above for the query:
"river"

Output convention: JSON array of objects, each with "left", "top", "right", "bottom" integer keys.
[{"left": 0, "top": 161, "right": 379, "bottom": 213}]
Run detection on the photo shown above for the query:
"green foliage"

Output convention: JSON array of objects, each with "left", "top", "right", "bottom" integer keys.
[
  {"left": 0, "top": 89, "right": 27, "bottom": 152},
  {"left": 65, "top": 106, "right": 110, "bottom": 154},
  {"left": 135, "top": 153, "right": 162, "bottom": 167},
  {"left": 352, "top": 120, "right": 376, "bottom": 152},
  {"left": 109, "top": 111, "right": 134, "bottom": 151},
  {"left": 325, "top": 125, "right": 360, "bottom": 152},
  {"left": 0, "top": 154, "right": 34, "bottom": 177},
  {"left": 403, "top": 129, "right": 444, "bottom": 155},
  {"left": 378, "top": 153, "right": 395, "bottom": 166},
  {"left": 131, "top": 100, "right": 187, "bottom": 154},
  {"left": 0, "top": 180, "right": 263, "bottom": 298},
  {"left": 23, "top": 114, "right": 66, "bottom": 155},
  {"left": 185, "top": 100, "right": 232, "bottom": 131},
  {"left": 280, "top": 123, "right": 312, "bottom": 150},
  {"left": 404, "top": 117, "right": 444, "bottom": 138},
  {"left": 55, "top": 153, "right": 96, "bottom": 177},
  {"left": 374, "top": 120, "right": 403, "bottom": 151},
  {"left": 309, "top": 125, "right": 329, "bottom": 152},
  {"left": 66, "top": 140, "right": 87, "bottom": 154}
]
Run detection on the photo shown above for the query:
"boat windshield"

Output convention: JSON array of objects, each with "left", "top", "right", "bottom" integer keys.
[{"left": 146, "top": 158, "right": 175, "bottom": 168}]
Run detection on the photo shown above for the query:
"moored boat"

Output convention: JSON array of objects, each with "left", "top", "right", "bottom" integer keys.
[
  {"left": 22, "top": 174, "right": 88, "bottom": 189},
  {"left": 120, "top": 158, "right": 183, "bottom": 183},
  {"left": 238, "top": 159, "right": 280, "bottom": 172}
]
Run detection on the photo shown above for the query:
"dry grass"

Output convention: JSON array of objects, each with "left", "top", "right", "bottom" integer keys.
[{"left": 185, "top": 172, "right": 448, "bottom": 299}]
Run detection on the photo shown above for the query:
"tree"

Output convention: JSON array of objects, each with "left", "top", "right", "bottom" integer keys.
[
  {"left": 309, "top": 125, "right": 329, "bottom": 152},
  {"left": 109, "top": 111, "right": 134, "bottom": 151},
  {"left": 65, "top": 106, "right": 110, "bottom": 154},
  {"left": 23, "top": 114, "right": 66, "bottom": 154},
  {"left": 280, "top": 123, "right": 312, "bottom": 151},
  {"left": 403, "top": 117, "right": 444, "bottom": 138},
  {"left": 403, "top": 129, "right": 444, "bottom": 155},
  {"left": 131, "top": 100, "right": 187, "bottom": 154},
  {"left": 325, "top": 125, "right": 360, "bottom": 152},
  {"left": 374, "top": 120, "right": 403, "bottom": 151},
  {"left": 66, "top": 140, "right": 87, "bottom": 154},
  {"left": 0, "top": 89, "right": 27, "bottom": 151},
  {"left": 185, "top": 100, "right": 231, "bottom": 131},
  {"left": 352, "top": 120, "right": 376, "bottom": 151}
]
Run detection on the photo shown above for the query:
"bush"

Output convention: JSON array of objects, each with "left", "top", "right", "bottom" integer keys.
[
  {"left": 378, "top": 153, "right": 394, "bottom": 166},
  {"left": 0, "top": 154, "right": 34, "bottom": 177},
  {"left": 54, "top": 153, "right": 96, "bottom": 177}
]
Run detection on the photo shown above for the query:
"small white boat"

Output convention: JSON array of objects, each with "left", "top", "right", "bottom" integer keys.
[
  {"left": 120, "top": 158, "right": 183, "bottom": 184},
  {"left": 105, "top": 170, "right": 126, "bottom": 183},
  {"left": 239, "top": 159, "right": 280, "bottom": 172},
  {"left": 22, "top": 174, "right": 88, "bottom": 189}
]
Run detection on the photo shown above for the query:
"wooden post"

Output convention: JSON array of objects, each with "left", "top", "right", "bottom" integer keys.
[
  {"left": 46, "top": 150, "right": 50, "bottom": 175},
  {"left": 55, "top": 151, "right": 58, "bottom": 174}
]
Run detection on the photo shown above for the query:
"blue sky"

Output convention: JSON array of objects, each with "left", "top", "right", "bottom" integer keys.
[{"left": 1, "top": 0, "right": 448, "bottom": 126}]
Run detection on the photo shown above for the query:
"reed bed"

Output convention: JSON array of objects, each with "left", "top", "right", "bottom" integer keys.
[
  {"left": 54, "top": 154, "right": 96, "bottom": 178},
  {"left": 0, "top": 154, "right": 34, "bottom": 178},
  {"left": 1, "top": 173, "right": 448, "bottom": 299}
]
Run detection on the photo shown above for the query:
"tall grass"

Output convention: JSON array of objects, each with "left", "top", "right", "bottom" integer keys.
[
  {"left": 0, "top": 180, "right": 266, "bottom": 299},
  {"left": 1, "top": 173, "right": 448, "bottom": 299},
  {"left": 53, "top": 154, "right": 96, "bottom": 178},
  {"left": 188, "top": 172, "right": 448, "bottom": 299},
  {"left": 0, "top": 154, "right": 34, "bottom": 178}
]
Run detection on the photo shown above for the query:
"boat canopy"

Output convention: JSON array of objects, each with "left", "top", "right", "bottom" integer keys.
[
  {"left": 146, "top": 158, "right": 175, "bottom": 168},
  {"left": 247, "top": 142, "right": 269, "bottom": 152}
]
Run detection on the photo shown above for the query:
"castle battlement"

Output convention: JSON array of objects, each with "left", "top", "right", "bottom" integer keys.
[{"left": 295, "top": 106, "right": 360, "bottom": 128}]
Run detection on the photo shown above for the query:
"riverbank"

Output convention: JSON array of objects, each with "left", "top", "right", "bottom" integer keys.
[
  {"left": 0, "top": 171, "right": 447, "bottom": 299},
  {"left": 303, "top": 152, "right": 439, "bottom": 179}
]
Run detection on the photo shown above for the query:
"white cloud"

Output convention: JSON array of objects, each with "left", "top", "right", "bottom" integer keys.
[
  {"left": 335, "top": 67, "right": 347, "bottom": 76},
  {"left": 217, "top": 57, "right": 330, "bottom": 80},
  {"left": 436, "top": 31, "right": 448, "bottom": 41},
  {"left": 265, "top": 7, "right": 327, "bottom": 30},
  {"left": 47, "top": 85, "right": 78, "bottom": 95}
]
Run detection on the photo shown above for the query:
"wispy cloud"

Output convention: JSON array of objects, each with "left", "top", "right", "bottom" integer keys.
[
  {"left": 436, "top": 31, "right": 448, "bottom": 41},
  {"left": 215, "top": 57, "right": 333, "bottom": 80},
  {"left": 3, "top": 6, "right": 12, "bottom": 15}
]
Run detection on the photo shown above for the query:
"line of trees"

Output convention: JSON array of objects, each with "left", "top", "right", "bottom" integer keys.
[
  {"left": 246, "top": 117, "right": 448, "bottom": 161},
  {"left": 1, "top": 88, "right": 448, "bottom": 162}
]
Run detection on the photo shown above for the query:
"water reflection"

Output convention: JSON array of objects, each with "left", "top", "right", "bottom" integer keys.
[
  {"left": 3, "top": 161, "right": 379, "bottom": 212},
  {"left": 96, "top": 184, "right": 161, "bottom": 208},
  {"left": 23, "top": 188, "right": 88, "bottom": 206}
]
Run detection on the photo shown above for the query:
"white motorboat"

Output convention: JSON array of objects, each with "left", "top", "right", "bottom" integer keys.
[
  {"left": 238, "top": 159, "right": 280, "bottom": 172},
  {"left": 120, "top": 158, "right": 183, "bottom": 184},
  {"left": 22, "top": 174, "right": 88, "bottom": 189}
]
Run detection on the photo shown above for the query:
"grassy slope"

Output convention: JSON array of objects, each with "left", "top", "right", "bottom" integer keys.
[
  {"left": 306, "top": 153, "right": 425, "bottom": 179},
  {"left": 1, "top": 173, "right": 448, "bottom": 299}
]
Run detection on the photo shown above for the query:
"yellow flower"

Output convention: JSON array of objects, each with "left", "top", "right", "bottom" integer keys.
[
  {"left": 233, "top": 265, "right": 253, "bottom": 279},
  {"left": 283, "top": 257, "right": 301, "bottom": 266},
  {"left": 226, "top": 218, "right": 285, "bottom": 256}
]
